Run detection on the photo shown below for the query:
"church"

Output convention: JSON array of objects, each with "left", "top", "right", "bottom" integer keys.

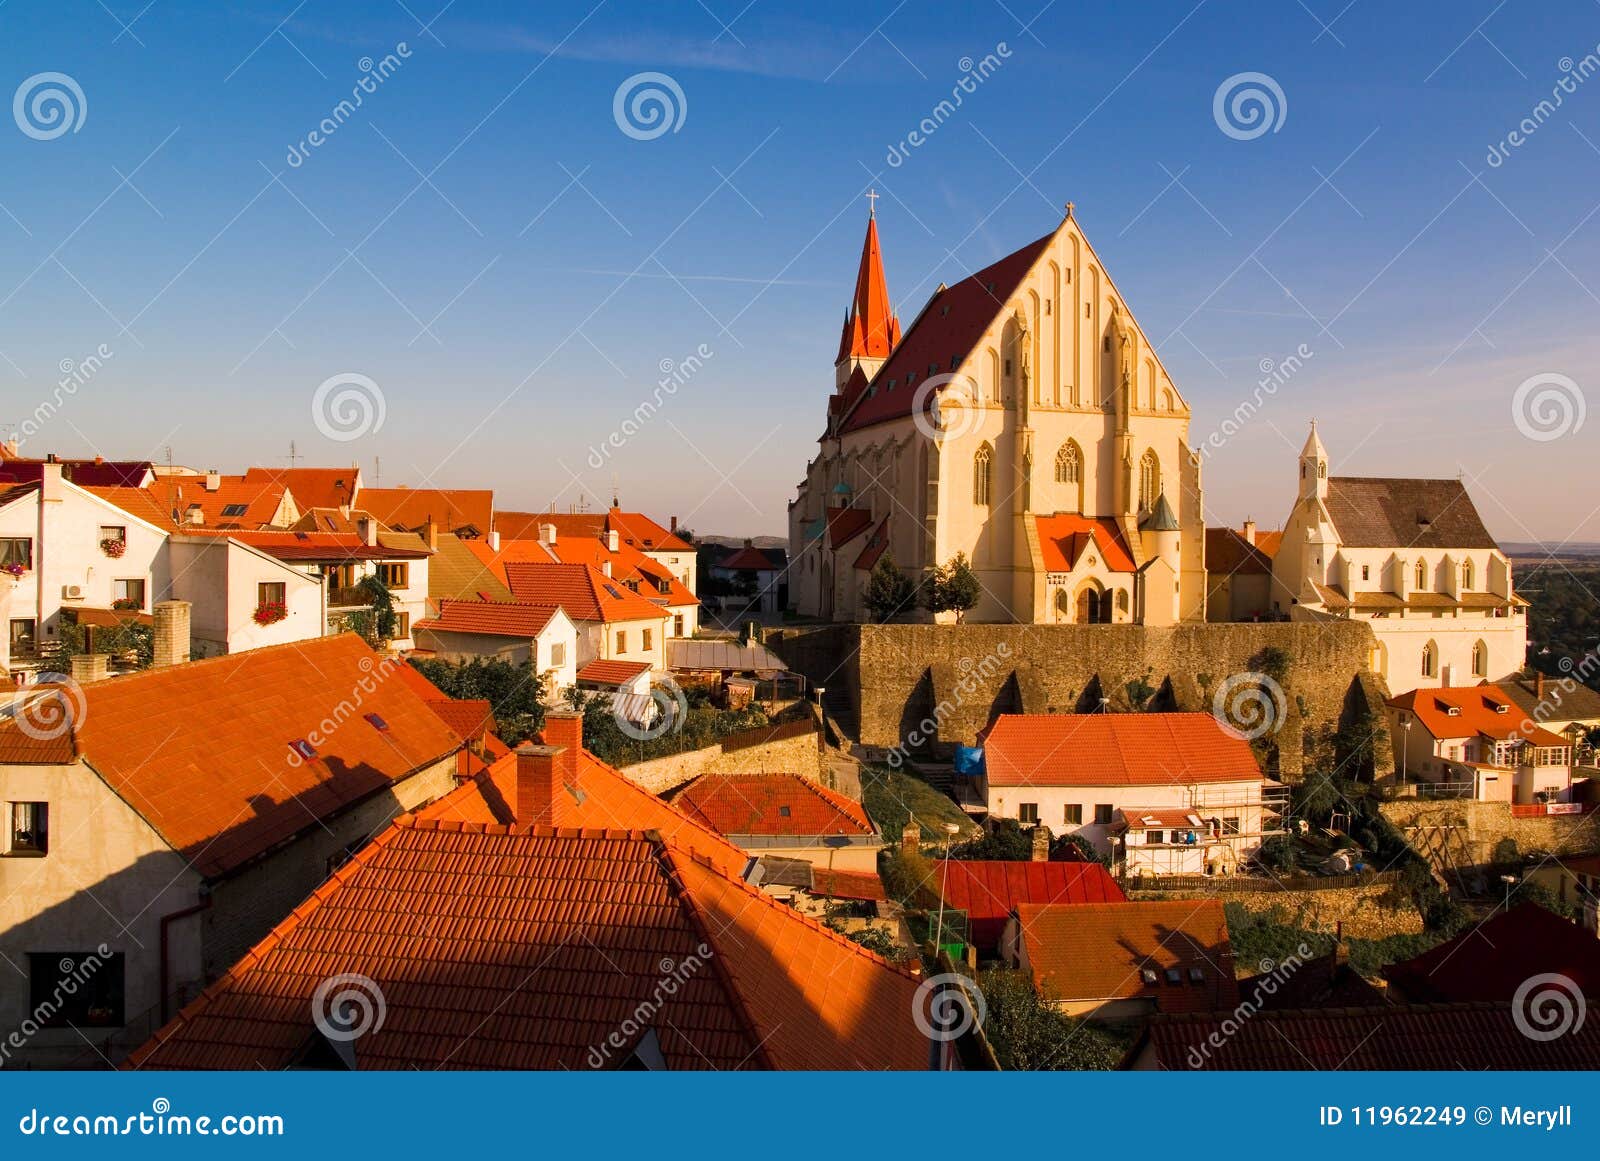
[{"left": 787, "top": 202, "right": 1206, "bottom": 624}]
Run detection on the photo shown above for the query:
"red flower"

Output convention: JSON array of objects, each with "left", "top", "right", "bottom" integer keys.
[{"left": 253, "top": 601, "right": 288, "bottom": 626}]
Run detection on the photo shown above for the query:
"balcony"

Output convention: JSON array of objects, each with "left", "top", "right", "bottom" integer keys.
[{"left": 327, "top": 585, "right": 374, "bottom": 610}]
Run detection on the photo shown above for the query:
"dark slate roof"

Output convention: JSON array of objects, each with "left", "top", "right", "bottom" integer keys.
[
  {"left": 1324, "top": 477, "right": 1497, "bottom": 550},
  {"left": 1204, "top": 528, "right": 1273, "bottom": 576},
  {"left": 1383, "top": 904, "right": 1600, "bottom": 1003},
  {"left": 1500, "top": 674, "right": 1600, "bottom": 724}
]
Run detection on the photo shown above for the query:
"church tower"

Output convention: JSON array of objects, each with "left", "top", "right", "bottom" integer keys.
[
  {"left": 1299, "top": 420, "right": 1329, "bottom": 502},
  {"left": 834, "top": 197, "right": 900, "bottom": 389}
]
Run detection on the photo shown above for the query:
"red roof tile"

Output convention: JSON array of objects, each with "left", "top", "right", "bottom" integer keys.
[
  {"left": 414, "top": 599, "right": 559, "bottom": 638},
  {"left": 421, "top": 698, "right": 496, "bottom": 745},
  {"left": 934, "top": 859, "right": 1125, "bottom": 949},
  {"left": 494, "top": 508, "right": 694, "bottom": 553},
  {"left": 982, "top": 713, "right": 1262, "bottom": 788},
  {"left": 810, "top": 867, "right": 887, "bottom": 901},
  {"left": 241, "top": 467, "right": 359, "bottom": 512},
  {"left": 1383, "top": 904, "right": 1600, "bottom": 1002},
  {"left": 577, "top": 659, "right": 651, "bottom": 686},
  {"left": 1035, "top": 514, "right": 1137, "bottom": 574},
  {"left": 0, "top": 458, "right": 152, "bottom": 488},
  {"left": 718, "top": 545, "right": 778, "bottom": 571},
  {"left": 1018, "top": 900, "right": 1238, "bottom": 1014},
  {"left": 826, "top": 506, "right": 873, "bottom": 549},
  {"left": 836, "top": 214, "right": 901, "bottom": 362},
  {"left": 1389, "top": 683, "right": 1569, "bottom": 747},
  {"left": 127, "top": 822, "right": 928, "bottom": 1071},
  {"left": 502, "top": 562, "right": 668, "bottom": 623},
  {"left": 1204, "top": 527, "right": 1274, "bottom": 576},
  {"left": 358, "top": 487, "right": 494, "bottom": 535},
  {"left": 0, "top": 688, "right": 81, "bottom": 764},
  {"left": 853, "top": 516, "right": 891, "bottom": 571},
  {"left": 674, "top": 773, "right": 875, "bottom": 838}
]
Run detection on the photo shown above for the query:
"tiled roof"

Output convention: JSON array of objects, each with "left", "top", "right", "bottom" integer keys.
[
  {"left": 1204, "top": 527, "right": 1274, "bottom": 576},
  {"left": 1252, "top": 530, "right": 1283, "bottom": 558},
  {"left": 1500, "top": 675, "right": 1600, "bottom": 724},
  {"left": 836, "top": 213, "right": 901, "bottom": 362},
  {"left": 427, "top": 536, "right": 514, "bottom": 602},
  {"left": 718, "top": 545, "right": 780, "bottom": 571},
  {"left": 826, "top": 506, "right": 874, "bottom": 549},
  {"left": 576, "top": 659, "right": 651, "bottom": 686},
  {"left": 127, "top": 820, "right": 927, "bottom": 1071},
  {"left": 1036, "top": 514, "right": 1137, "bottom": 574},
  {"left": 1383, "top": 904, "right": 1600, "bottom": 1002},
  {"left": 838, "top": 231, "right": 1055, "bottom": 435},
  {"left": 1325, "top": 476, "right": 1498, "bottom": 550},
  {"left": 141, "top": 474, "right": 287, "bottom": 528},
  {"left": 0, "top": 458, "right": 152, "bottom": 488},
  {"left": 1113, "top": 807, "right": 1209, "bottom": 832},
  {"left": 1388, "top": 683, "right": 1568, "bottom": 747},
  {"left": 1137, "top": 1002, "right": 1600, "bottom": 1069},
  {"left": 502, "top": 562, "right": 667, "bottom": 623},
  {"left": 0, "top": 689, "right": 81, "bottom": 764},
  {"left": 1018, "top": 900, "right": 1238, "bottom": 1015},
  {"left": 493, "top": 509, "right": 694, "bottom": 554},
  {"left": 934, "top": 860, "right": 1126, "bottom": 925},
  {"left": 674, "top": 773, "right": 875, "bottom": 838},
  {"left": 809, "top": 867, "right": 887, "bottom": 901},
  {"left": 982, "top": 713, "right": 1262, "bottom": 788},
  {"left": 414, "top": 599, "right": 559, "bottom": 638},
  {"left": 70, "top": 635, "right": 461, "bottom": 879},
  {"left": 520, "top": 534, "right": 696, "bottom": 607},
  {"left": 216, "top": 529, "right": 430, "bottom": 562},
  {"left": 421, "top": 699, "right": 496, "bottom": 745},
  {"left": 0, "top": 481, "right": 38, "bottom": 511},
  {"left": 241, "top": 467, "right": 359, "bottom": 512},
  {"left": 853, "top": 517, "right": 891, "bottom": 572},
  {"left": 358, "top": 487, "right": 494, "bottom": 535},
  {"left": 83, "top": 485, "right": 174, "bottom": 527}
]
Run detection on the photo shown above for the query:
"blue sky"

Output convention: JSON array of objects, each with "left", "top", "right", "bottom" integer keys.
[{"left": 2, "top": 0, "right": 1599, "bottom": 541}]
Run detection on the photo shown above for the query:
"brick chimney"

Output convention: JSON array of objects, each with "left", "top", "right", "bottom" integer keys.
[
  {"left": 422, "top": 519, "right": 438, "bottom": 552},
  {"left": 542, "top": 710, "right": 583, "bottom": 793},
  {"left": 1031, "top": 824, "right": 1051, "bottom": 862},
  {"left": 152, "top": 600, "right": 191, "bottom": 668},
  {"left": 515, "top": 743, "right": 566, "bottom": 826},
  {"left": 670, "top": 516, "right": 678, "bottom": 533},
  {"left": 356, "top": 516, "right": 377, "bottom": 546},
  {"left": 901, "top": 821, "right": 921, "bottom": 857},
  {"left": 606, "top": 529, "right": 620, "bottom": 552},
  {"left": 1241, "top": 519, "right": 1256, "bottom": 546},
  {"left": 1536, "top": 671, "right": 1547, "bottom": 701},
  {"left": 539, "top": 523, "right": 557, "bottom": 546},
  {"left": 69, "top": 653, "right": 108, "bottom": 684}
]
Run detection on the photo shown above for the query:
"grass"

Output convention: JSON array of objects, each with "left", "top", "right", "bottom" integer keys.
[{"left": 859, "top": 763, "right": 980, "bottom": 841}]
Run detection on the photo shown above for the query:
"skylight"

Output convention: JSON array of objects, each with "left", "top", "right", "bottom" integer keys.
[
  {"left": 364, "top": 713, "right": 389, "bottom": 732},
  {"left": 289, "top": 739, "right": 317, "bottom": 760}
]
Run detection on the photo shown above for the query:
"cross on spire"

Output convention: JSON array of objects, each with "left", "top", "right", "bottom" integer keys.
[{"left": 865, "top": 188, "right": 878, "bottom": 217}]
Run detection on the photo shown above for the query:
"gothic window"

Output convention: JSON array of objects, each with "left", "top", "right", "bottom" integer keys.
[
  {"left": 1472, "top": 640, "right": 1487, "bottom": 678},
  {"left": 973, "top": 443, "right": 993, "bottom": 507},
  {"left": 1055, "top": 442, "right": 1081, "bottom": 485},
  {"left": 1414, "top": 560, "right": 1426, "bottom": 591},
  {"left": 1138, "top": 450, "right": 1161, "bottom": 513},
  {"left": 1421, "top": 640, "right": 1438, "bottom": 678},
  {"left": 1462, "top": 559, "right": 1474, "bottom": 590}
]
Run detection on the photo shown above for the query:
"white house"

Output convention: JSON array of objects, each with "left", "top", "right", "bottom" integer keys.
[
  {"left": 981, "top": 712, "right": 1285, "bottom": 877},
  {"left": 1388, "top": 682, "right": 1576, "bottom": 805},
  {"left": 413, "top": 600, "right": 579, "bottom": 701},
  {"left": 164, "top": 535, "right": 323, "bottom": 658}
]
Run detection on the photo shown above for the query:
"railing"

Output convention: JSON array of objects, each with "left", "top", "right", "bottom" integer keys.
[{"left": 327, "top": 585, "right": 373, "bottom": 608}]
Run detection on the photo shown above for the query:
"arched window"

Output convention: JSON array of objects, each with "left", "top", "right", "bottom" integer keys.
[
  {"left": 1471, "top": 640, "right": 1487, "bottom": 677},
  {"left": 1461, "top": 559, "right": 1475, "bottom": 590},
  {"left": 1055, "top": 589, "right": 1070, "bottom": 621},
  {"left": 1115, "top": 589, "right": 1130, "bottom": 615},
  {"left": 1414, "top": 560, "right": 1427, "bottom": 591},
  {"left": 1055, "top": 442, "right": 1080, "bottom": 484},
  {"left": 973, "top": 443, "right": 993, "bottom": 507},
  {"left": 1421, "top": 640, "right": 1438, "bottom": 678},
  {"left": 1138, "top": 450, "right": 1161, "bottom": 513}
]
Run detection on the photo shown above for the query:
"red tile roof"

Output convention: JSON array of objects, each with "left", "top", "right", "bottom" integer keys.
[
  {"left": 853, "top": 516, "right": 891, "bottom": 571},
  {"left": 359, "top": 487, "right": 494, "bottom": 534},
  {"left": 1204, "top": 527, "right": 1275, "bottom": 576},
  {"left": 131, "top": 475, "right": 287, "bottom": 529},
  {"left": 0, "top": 457, "right": 153, "bottom": 488},
  {"left": 838, "top": 231, "right": 1055, "bottom": 436},
  {"left": 1035, "top": 514, "right": 1137, "bottom": 574},
  {"left": 126, "top": 821, "right": 927, "bottom": 1071},
  {"left": 494, "top": 509, "right": 694, "bottom": 553},
  {"left": 674, "top": 773, "right": 875, "bottom": 838},
  {"left": 1018, "top": 899, "right": 1238, "bottom": 1014},
  {"left": 214, "top": 529, "right": 430, "bottom": 562},
  {"left": 576, "top": 659, "right": 651, "bottom": 686},
  {"left": 1137, "top": 1002, "right": 1600, "bottom": 1069},
  {"left": 0, "top": 688, "right": 81, "bottom": 765},
  {"left": 1383, "top": 904, "right": 1600, "bottom": 1002},
  {"left": 837, "top": 213, "right": 901, "bottom": 362},
  {"left": 518, "top": 534, "right": 696, "bottom": 607},
  {"left": 1389, "top": 683, "right": 1569, "bottom": 747},
  {"left": 70, "top": 635, "right": 462, "bottom": 879},
  {"left": 502, "top": 562, "right": 668, "bottom": 623},
  {"left": 422, "top": 699, "right": 496, "bottom": 746},
  {"left": 241, "top": 467, "right": 359, "bottom": 512},
  {"left": 826, "top": 506, "right": 874, "bottom": 549},
  {"left": 718, "top": 545, "right": 779, "bottom": 571},
  {"left": 82, "top": 485, "right": 176, "bottom": 528},
  {"left": 982, "top": 713, "right": 1263, "bottom": 788},
  {"left": 414, "top": 599, "right": 559, "bottom": 638},
  {"left": 810, "top": 867, "right": 887, "bottom": 901},
  {"left": 934, "top": 860, "right": 1126, "bottom": 949}
]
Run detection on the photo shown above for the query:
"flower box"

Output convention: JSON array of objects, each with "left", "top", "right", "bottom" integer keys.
[
  {"left": 253, "top": 601, "right": 288, "bottom": 626},
  {"left": 100, "top": 537, "right": 127, "bottom": 558}
]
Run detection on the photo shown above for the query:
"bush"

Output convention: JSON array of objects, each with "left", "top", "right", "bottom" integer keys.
[
  {"left": 977, "top": 969, "right": 1129, "bottom": 1070},
  {"left": 408, "top": 656, "right": 547, "bottom": 745}
]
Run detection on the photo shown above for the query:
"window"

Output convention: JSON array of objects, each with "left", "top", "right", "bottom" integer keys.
[
  {"left": 289, "top": 739, "right": 317, "bottom": 760},
  {"left": 1064, "top": 804, "right": 1083, "bottom": 825},
  {"left": 1472, "top": 640, "right": 1487, "bottom": 677},
  {"left": 1093, "top": 804, "right": 1114, "bottom": 825},
  {"left": 1138, "top": 450, "right": 1161, "bottom": 512},
  {"left": 973, "top": 444, "right": 993, "bottom": 507},
  {"left": 1188, "top": 967, "right": 1205, "bottom": 984},
  {"left": 9, "top": 802, "right": 47, "bottom": 855},
  {"left": 778, "top": 805, "right": 791, "bottom": 818},
  {"left": 0, "top": 537, "right": 32, "bottom": 570},
  {"left": 616, "top": 630, "right": 627, "bottom": 653},
  {"left": 1361, "top": 565, "right": 1369, "bottom": 581},
  {"left": 9, "top": 618, "right": 37, "bottom": 658},
  {"left": 1414, "top": 560, "right": 1427, "bottom": 590},
  {"left": 673, "top": 614, "right": 685, "bottom": 636},
  {"left": 219, "top": 503, "right": 249, "bottom": 518},
  {"left": 1164, "top": 968, "right": 1182, "bottom": 985},
  {"left": 1054, "top": 442, "right": 1081, "bottom": 484},
  {"left": 1421, "top": 640, "right": 1438, "bottom": 678},
  {"left": 549, "top": 642, "right": 566, "bottom": 667},
  {"left": 1140, "top": 968, "right": 1158, "bottom": 985},
  {"left": 1462, "top": 559, "right": 1475, "bottom": 590},
  {"left": 1222, "top": 817, "right": 1240, "bottom": 836},
  {"left": 641, "top": 628, "right": 653, "bottom": 652},
  {"left": 113, "top": 578, "right": 145, "bottom": 609},
  {"left": 98, "top": 525, "right": 126, "bottom": 545},
  {"left": 257, "top": 582, "right": 286, "bottom": 607},
  {"left": 1147, "top": 830, "right": 1165, "bottom": 845},
  {"left": 28, "top": 952, "right": 124, "bottom": 1027},
  {"left": 377, "top": 562, "right": 409, "bottom": 588},
  {"left": 392, "top": 612, "right": 410, "bottom": 640},
  {"left": 1018, "top": 803, "right": 1039, "bottom": 825},
  {"left": 328, "top": 563, "right": 357, "bottom": 590}
]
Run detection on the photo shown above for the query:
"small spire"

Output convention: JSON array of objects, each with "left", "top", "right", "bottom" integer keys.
[
  {"left": 1064, "top": 200, "right": 1074, "bottom": 220},
  {"left": 866, "top": 188, "right": 879, "bottom": 218}
]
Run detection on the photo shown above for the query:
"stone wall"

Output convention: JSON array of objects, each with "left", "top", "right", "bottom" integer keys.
[
  {"left": 1380, "top": 799, "right": 1600, "bottom": 871},
  {"left": 1139, "top": 881, "right": 1423, "bottom": 941},
  {"left": 770, "top": 621, "right": 1383, "bottom": 778},
  {"left": 619, "top": 728, "right": 824, "bottom": 795}
]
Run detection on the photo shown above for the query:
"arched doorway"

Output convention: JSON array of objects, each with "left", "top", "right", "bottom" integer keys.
[{"left": 1075, "top": 581, "right": 1110, "bottom": 624}]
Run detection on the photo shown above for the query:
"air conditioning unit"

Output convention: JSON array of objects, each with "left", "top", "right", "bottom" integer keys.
[{"left": 61, "top": 584, "right": 84, "bottom": 600}]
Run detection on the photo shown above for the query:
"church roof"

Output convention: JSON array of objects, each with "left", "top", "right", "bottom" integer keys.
[
  {"left": 836, "top": 213, "right": 900, "bottom": 363},
  {"left": 838, "top": 230, "right": 1056, "bottom": 436},
  {"left": 1140, "top": 492, "right": 1180, "bottom": 532},
  {"left": 853, "top": 516, "right": 891, "bottom": 571},
  {"left": 826, "top": 505, "right": 874, "bottom": 549},
  {"left": 1035, "top": 514, "right": 1136, "bottom": 573},
  {"left": 1324, "top": 477, "right": 1497, "bottom": 550}
]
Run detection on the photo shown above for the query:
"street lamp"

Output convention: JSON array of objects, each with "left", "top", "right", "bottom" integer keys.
[
  {"left": 932, "top": 822, "right": 961, "bottom": 952},
  {"left": 1400, "top": 718, "right": 1412, "bottom": 788},
  {"left": 1500, "top": 873, "right": 1518, "bottom": 913}
]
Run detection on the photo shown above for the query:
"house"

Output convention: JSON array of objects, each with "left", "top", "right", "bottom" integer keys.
[
  {"left": 1383, "top": 903, "right": 1600, "bottom": 1002},
  {"left": 0, "top": 447, "right": 154, "bottom": 489},
  {"left": 496, "top": 507, "right": 696, "bottom": 596},
  {"left": 1002, "top": 899, "right": 1238, "bottom": 1019},
  {"left": 412, "top": 600, "right": 577, "bottom": 698},
  {"left": 709, "top": 539, "right": 789, "bottom": 615},
  {"left": 1387, "top": 683, "right": 1575, "bottom": 804},
  {"left": 1272, "top": 423, "right": 1528, "bottom": 695},
  {"left": 0, "top": 630, "right": 462, "bottom": 1066},
  {"left": 671, "top": 772, "right": 882, "bottom": 871},
  {"left": 128, "top": 711, "right": 931, "bottom": 1070},
  {"left": 162, "top": 533, "right": 324, "bottom": 656},
  {"left": 1126, "top": 1002, "right": 1600, "bottom": 1069},
  {"left": 1500, "top": 670, "right": 1600, "bottom": 764},
  {"left": 1529, "top": 853, "right": 1600, "bottom": 933},
  {"left": 932, "top": 859, "right": 1126, "bottom": 954},
  {"left": 981, "top": 712, "right": 1285, "bottom": 876},
  {"left": 502, "top": 562, "right": 670, "bottom": 673},
  {"left": 1204, "top": 520, "right": 1280, "bottom": 622},
  {"left": 788, "top": 207, "right": 1206, "bottom": 624},
  {"left": 358, "top": 487, "right": 494, "bottom": 539}
]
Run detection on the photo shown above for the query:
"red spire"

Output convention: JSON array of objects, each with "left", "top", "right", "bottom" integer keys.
[{"left": 837, "top": 208, "right": 900, "bottom": 364}]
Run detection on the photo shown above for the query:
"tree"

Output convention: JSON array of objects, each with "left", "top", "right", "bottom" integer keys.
[
  {"left": 862, "top": 555, "right": 918, "bottom": 623},
  {"left": 926, "top": 553, "right": 982, "bottom": 622},
  {"left": 949, "top": 817, "right": 1034, "bottom": 860},
  {"left": 977, "top": 969, "right": 1128, "bottom": 1070},
  {"left": 408, "top": 656, "right": 548, "bottom": 745}
]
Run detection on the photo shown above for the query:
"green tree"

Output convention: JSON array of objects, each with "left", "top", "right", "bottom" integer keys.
[
  {"left": 977, "top": 969, "right": 1129, "bottom": 1070},
  {"left": 862, "top": 555, "right": 918, "bottom": 623},
  {"left": 926, "top": 553, "right": 982, "bottom": 622},
  {"left": 949, "top": 817, "right": 1035, "bottom": 860},
  {"left": 408, "top": 656, "right": 548, "bottom": 744}
]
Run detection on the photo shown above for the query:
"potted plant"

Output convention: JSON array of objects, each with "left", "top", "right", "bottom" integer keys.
[
  {"left": 1, "top": 562, "right": 25, "bottom": 578},
  {"left": 111, "top": 597, "right": 141, "bottom": 611},
  {"left": 100, "top": 536, "right": 126, "bottom": 559},
  {"left": 253, "top": 600, "right": 288, "bottom": 626}
]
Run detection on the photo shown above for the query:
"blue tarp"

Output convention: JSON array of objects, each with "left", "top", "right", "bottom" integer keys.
[{"left": 953, "top": 745, "right": 984, "bottom": 778}]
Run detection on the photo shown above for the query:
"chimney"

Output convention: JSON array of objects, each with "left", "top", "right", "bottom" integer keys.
[
  {"left": 204, "top": 470, "right": 221, "bottom": 492},
  {"left": 539, "top": 523, "right": 557, "bottom": 546},
  {"left": 487, "top": 530, "right": 501, "bottom": 551},
  {"left": 901, "top": 821, "right": 921, "bottom": 857},
  {"left": 670, "top": 516, "right": 678, "bottom": 533},
  {"left": 601, "top": 560, "right": 612, "bottom": 578},
  {"left": 422, "top": 519, "right": 438, "bottom": 552},
  {"left": 1536, "top": 671, "right": 1547, "bottom": 700},
  {"left": 185, "top": 504, "right": 204, "bottom": 526},
  {"left": 1031, "top": 824, "right": 1051, "bottom": 862},
  {"left": 1241, "top": 519, "right": 1256, "bottom": 546},
  {"left": 357, "top": 516, "right": 377, "bottom": 547},
  {"left": 40, "top": 461, "right": 63, "bottom": 502},
  {"left": 543, "top": 709, "right": 583, "bottom": 792},
  {"left": 69, "top": 653, "right": 109, "bottom": 684},
  {"left": 743, "top": 537, "right": 754, "bottom": 550},
  {"left": 152, "top": 600, "right": 191, "bottom": 668},
  {"left": 606, "top": 529, "right": 619, "bottom": 552},
  {"left": 515, "top": 743, "right": 566, "bottom": 826}
]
